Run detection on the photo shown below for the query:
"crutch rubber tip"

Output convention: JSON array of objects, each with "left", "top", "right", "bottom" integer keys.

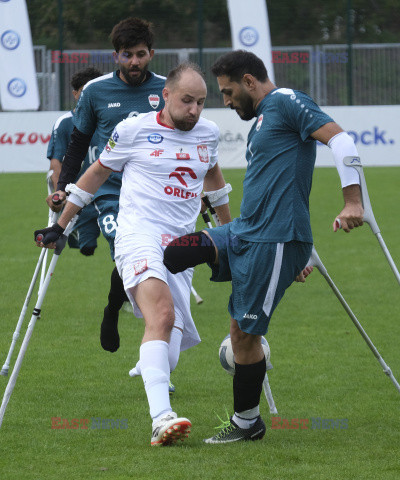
[
  {"left": 52, "top": 193, "right": 62, "bottom": 205},
  {"left": 195, "top": 295, "right": 203, "bottom": 304},
  {"left": 0, "top": 368, "right": 9, "bottom": 376}
]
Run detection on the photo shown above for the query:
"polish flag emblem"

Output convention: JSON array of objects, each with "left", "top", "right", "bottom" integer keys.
[
  {"left": 133, "top": 259, "right": 148, "bottom": 275},
  {"left": 197, "top": 144, "right": 209, "bottom": 163},
  {"left": 148, "top": 94, "right": 160, "bottom": 109}
]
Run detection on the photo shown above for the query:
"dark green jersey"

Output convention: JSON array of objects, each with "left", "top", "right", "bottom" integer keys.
[
  {"left": 230, "top": 88, "right": 333, "bottom": 243},
  {"left": 47, "top": 111, "right": 99, "bottom": 179},
  {"left": 74, "top": 70, "right": 165, "bottom": 198}
]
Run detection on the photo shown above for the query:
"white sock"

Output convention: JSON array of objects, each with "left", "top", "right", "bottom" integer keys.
[
  {"left": 232, "top": 406, "right": 260, "bottom": 429},
  {"left": 129, "top": 328, "right": 183, "bottom": 377},
  {"left": 140, "top": 340, "right": 171, "bottom": 421},
  {"left": 168, "top": 327, "right": 183, "bottom": 372}
]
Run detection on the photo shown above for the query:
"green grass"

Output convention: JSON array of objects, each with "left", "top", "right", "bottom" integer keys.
[{"left": 0, "top": 168, "right": 400, "bottom": 480}]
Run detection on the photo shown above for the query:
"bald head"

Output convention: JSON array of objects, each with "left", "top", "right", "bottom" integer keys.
[{"left": 162, "top": 62, "right": 207, "bottom": 131}]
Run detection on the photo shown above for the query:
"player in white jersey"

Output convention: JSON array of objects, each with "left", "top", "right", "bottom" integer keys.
[{"left": 34, "top": 63, "right": 231, "bottom": 446}]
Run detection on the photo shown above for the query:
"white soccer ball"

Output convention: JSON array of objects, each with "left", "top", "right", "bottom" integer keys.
[{"left": 219, "top": 334, "right": 271, "bottom": 376}]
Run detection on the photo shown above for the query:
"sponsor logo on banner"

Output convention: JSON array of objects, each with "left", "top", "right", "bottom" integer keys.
[
  {"left": 7, "top": 78, "right": 27, "bottom": 97},
  {"left": 147, "top": 133, "right": 163, "bottom": 144},
  {"left": 133, "top": 259, "right": 148, "bottom": 276},
  {"left": 169, "top": 166, "right": 197, "bottom": 187},
  {"left": 239, "top": 26, "right": 259, "bottom": 46},
  {"left": 256, "top": 114, "right": 263, "bottom": 131},
  {"left": 0, "top": 132, "right": 51, "bottom": 145},
  {"left": 197, "top": 144, "right": 209, "bottom": 163},
  {"left": 148, "top": 94, "right": 160, "bottom": 109},
  {"left": 1, "top": 30, "right": 20, "bottom": 50}
]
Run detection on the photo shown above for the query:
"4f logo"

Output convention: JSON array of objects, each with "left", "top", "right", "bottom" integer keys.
[
  {"left": 169, "top": 167, "right": 197, "bottom": 187},
  {"left": 150, "top": 149, "right": 164, "bottom": 157}
]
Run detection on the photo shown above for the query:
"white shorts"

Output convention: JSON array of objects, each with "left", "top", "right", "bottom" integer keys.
[{"left": 114, "top": 233, "right": 200, "bottom": 351}]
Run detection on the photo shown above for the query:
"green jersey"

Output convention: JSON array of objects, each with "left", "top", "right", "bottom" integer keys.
[{"left": 230, "top": 88, "right": 333, "bottom": 244}]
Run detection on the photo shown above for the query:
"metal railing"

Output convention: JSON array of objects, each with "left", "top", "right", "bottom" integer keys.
[{"left": 15, "top": 44, "right": 400, "bottom": 110}]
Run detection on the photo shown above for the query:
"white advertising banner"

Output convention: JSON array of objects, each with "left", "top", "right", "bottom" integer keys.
[
  {"left": 227, "top": 0, "right": 275, "bottom": 83},
  {"left": 0, "top": 0, "right": 40, "bottom": 110},
  {"left": 0, "top": 111, "right": 59, "bottom": 172},
  {"left": 203, "top": 106, "right": 400, "bottom": 169},
  {"left": 0, "top": 106, "right": 399, "bottom": 173}
]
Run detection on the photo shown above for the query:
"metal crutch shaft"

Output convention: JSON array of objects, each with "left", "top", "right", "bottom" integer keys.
[{"left": 308, "top": 246, "right": 400, "bottom": 394}]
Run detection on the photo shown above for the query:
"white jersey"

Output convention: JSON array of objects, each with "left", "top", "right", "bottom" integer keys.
[{"left": 98, "top": 110, "right": 219, "bottom": 245}]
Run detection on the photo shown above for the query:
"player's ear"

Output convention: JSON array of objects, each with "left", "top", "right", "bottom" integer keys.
[
  {"left": 149, "top": 49, "right": 155, "bottom": 60},
  {"left": 162, "top": 87, "right": 169, "bottom": 103},
  {"left": 112, "top": 51, "right": 118, "bottom": 64},
  {"left": 242, "top": 74, "right": 256, "bottom": 90}
]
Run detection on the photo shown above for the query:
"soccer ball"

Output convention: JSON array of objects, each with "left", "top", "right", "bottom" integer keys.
[{"left": 219, "top": 334, "right": 272, "bottom": 376}]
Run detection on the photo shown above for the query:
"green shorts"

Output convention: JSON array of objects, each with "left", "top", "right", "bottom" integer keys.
[{"left": 205, "top": 223, "right": 312, "bottom": 335}]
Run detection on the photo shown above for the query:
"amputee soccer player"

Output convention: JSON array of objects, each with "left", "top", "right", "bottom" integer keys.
[
  {"left": 163, "top": 50, "right": 364, "bottom": 443},
  {"left": 47, "top": 67, "right": 102, "bottom": 256},
  {"left": 34, "top": 63, "right": 231, "bottom": 446},
  {"left": 47, "top": 18, "right": 166, "bottom": 353}
]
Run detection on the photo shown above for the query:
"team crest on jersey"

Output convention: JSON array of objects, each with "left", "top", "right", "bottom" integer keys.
[
  {"left": 256, "top": 114, "right": 263, "bottom": 131},
  {"left": 197, "top": 144, "right": 209, "bottom": 163},
  {"left": 148, "top": 94, "right": 160, "bottom": 109},
  {"left": 133, "top": 259, "right": 148, "bottom": 276}
]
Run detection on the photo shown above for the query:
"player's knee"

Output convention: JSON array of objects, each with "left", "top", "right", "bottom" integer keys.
[
  {"left": 80, "top": 245, "right": 96, "bottom": 256},
  {"left": 163, "top": 231, "right": 216, "bottom": 274}
]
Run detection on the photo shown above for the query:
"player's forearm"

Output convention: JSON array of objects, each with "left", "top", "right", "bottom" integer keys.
[
  {"left": 58, "top": 161, "right": 110, "bottom": 229},
  {"left": 57, "top": 127, "right": 92, "bottom": 191},
  {"left": 75, "top": 160, "right": 111, "bottom": 195},
  {"left": 49, "top": 159, "right": 62, "bottom": 191},
  {"left": 214, "top": 204, "right": 231, "bottom": 225}
]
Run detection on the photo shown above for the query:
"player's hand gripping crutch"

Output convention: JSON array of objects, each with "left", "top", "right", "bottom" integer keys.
[
  {"left": 202, "top": 198, "right": 278, "bottom": 414},
  {"left": 307, "top": 245, "right": 400, "bottom": 395},
  {"left": 335, "top": 156, "right": 400, "bottom": 285},
  {"left": 0, "top": 215, "right": 79, "bottom": 428}
]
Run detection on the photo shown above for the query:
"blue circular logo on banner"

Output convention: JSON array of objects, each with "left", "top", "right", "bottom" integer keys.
[
  {"left": 239, "top": 27, "right": 259, "bottom": 47},
  {"left": 1, "top": 30, "right": 20, "bottom": 50},
  {"left": 8, "top": 78, "right": 27, "bottom": 97}
]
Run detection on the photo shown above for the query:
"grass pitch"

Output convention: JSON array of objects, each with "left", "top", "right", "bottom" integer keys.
[{"left": 0, "top": 168, "right": 399, "bottom": 480}]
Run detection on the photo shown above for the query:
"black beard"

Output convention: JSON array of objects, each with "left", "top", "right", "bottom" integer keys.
[
  {"left": 120, "top": 66, "right": 147, "bottom": 86},
  {"left": 233, "top": 92, "right": 256, "bottom": 120}
]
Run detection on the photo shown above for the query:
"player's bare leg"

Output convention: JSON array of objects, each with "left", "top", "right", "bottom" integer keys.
[{"left": 131, "top": 278, "right": 191, "bottom": 446}]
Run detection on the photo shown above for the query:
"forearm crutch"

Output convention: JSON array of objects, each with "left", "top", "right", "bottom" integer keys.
[
  {"left": 0, "top": 216, "right": 78, "bottom": 428},
  {"left": 307, "top": 245, "right": 400, "bottom": 395},
  {"left": 336, "top": 157, "right": 400, "bottom": 285}
]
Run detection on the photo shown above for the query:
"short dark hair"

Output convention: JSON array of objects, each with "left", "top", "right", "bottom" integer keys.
[
  {"left": 165, "top": 62, "right": 205, "bottom": 88},
  {"left": 110, "top": 17, "right": 154, "bottom": 52},
  {"left": 70, "top": 67, "right": 102, "bottom": 91},
  {"left": 211, "top": 50, "right": 268, "bottom": 83}
]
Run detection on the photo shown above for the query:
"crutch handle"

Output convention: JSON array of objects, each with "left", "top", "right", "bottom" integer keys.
[{"left": 52, "top": 193, "right": 62, "bottom": 205}]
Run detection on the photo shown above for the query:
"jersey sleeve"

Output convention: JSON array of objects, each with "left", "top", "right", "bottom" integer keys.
[
  {"left": 278, "top": 90, "right": 334, "bottom": 142},
  {"left": 98, "top": 119, "right": 137, "bottom": 172},
  {"left": 47, "top": 119, "right": 70, "bottom": 161},
  {"left": 208, "top": 121, "right": 220, "bottom": 169},
  {"left": 73, "top": 85, "right": 97, "bottom": 137}
]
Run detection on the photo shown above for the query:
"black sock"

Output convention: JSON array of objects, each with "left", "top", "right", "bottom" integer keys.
[
  {"left": 100, "top": 267, "right": 126, "bottom": 352},
  {"left": 233, "top": 358, "right": 266, "bottom": 413},
  {"left": 107, "top": 266, "right": 128, "bottom": 311}
]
